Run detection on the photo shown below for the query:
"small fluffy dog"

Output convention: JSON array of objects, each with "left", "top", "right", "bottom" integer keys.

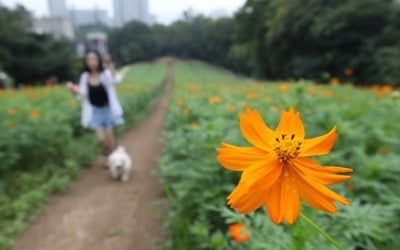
[{"left": 108, "top": 146, "right": 132, "bottom": 182}]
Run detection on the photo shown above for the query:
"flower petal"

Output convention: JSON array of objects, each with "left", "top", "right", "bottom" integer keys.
[
  {"left": 264, "top": 167, "right": 300, "bottom": 224},
  {"left": 290, "top": 162, "right": 350, "bottom": 213},
  {"left": 300, "top": 126, "right": 337, "bottom": 156},
  {"left": 228, "top": 160, "right": 283, "bottom": 213},
  {"left": 239, "top": 106, "right": 276, "bottom": 151},
  {"left": 275, "top": 106, "right": 305, "bottom": 139},
  {"left": 216, "top": 143, "right": 268, "bottom": 171},
  {"left": 293, "top": 158, "right": 352, "bottom": 185}
]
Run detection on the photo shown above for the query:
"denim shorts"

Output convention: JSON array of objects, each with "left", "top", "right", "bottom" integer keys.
[{"left": 90, "top": 105, "right": 124, "bottom": 129}]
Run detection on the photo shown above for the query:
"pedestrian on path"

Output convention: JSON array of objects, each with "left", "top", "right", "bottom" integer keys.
[{"left": 67, "top": 50, "right": 124, "bottom": 166}]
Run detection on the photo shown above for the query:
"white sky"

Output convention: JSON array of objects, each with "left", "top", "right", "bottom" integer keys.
[{"left": 1, "top": 0, "right": 246, "bottom": 24}]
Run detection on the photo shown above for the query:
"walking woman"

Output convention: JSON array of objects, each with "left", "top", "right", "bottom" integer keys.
[{"left": 67, "top": 50, "right": 124, "bottom": 166}]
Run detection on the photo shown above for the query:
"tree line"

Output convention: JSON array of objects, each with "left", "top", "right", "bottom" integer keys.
[{"left": 109, "top": 0, "right": 400, "bottom": 84}]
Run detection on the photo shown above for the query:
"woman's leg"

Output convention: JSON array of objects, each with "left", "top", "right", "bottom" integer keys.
[
  {"left": 104, "top": 127, "right": 117, "bottom": 152},
  {"left": 95, "top": 129, "right": 109, "bottom": 155}
]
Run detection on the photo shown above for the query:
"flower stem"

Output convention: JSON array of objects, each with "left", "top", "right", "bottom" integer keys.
[{"left": 300, "top": 213, "right": 343, "bottom": 250}]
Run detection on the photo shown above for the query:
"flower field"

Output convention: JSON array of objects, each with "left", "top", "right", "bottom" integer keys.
[
  {"left": 160, "top": 61, "right": 400, "bottom": 250},
  {"left": 0, "top": 62, "right": 167, "bottom": 249}
]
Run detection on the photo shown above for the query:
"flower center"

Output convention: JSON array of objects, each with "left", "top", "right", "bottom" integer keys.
[{"left": 274, "top": 134, "right": 302, "bottom": 162}]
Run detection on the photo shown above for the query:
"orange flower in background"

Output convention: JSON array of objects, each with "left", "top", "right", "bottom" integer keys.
[
  {"left": 245, "top": 92, "right": 260, "bottom": 100},
  {"left": 191, "top": 122, "right": 199, "bottom": 129},
  {"left": 323, "top": 90, "right": 334, "bottom": 98},
  {"left": 308, "top": 87, "right": 316, "bottom": 96},
  {"left": 279, "top": 84, "right": 289, "bottom": 92},
  {"left": 29, "top": 109, "right": 40, "bottom": 118},
  {"left": 229, "top": 223, "right": 250, "bottom": 243},
  {"left": 8, "top": 108, "right": 17, "bottom": 115},
  {"left": 183, "top": 108, "right": 190, "bottom": 116},
  {"left": 330, "top": 78, "right": 340, "bottom": 85},
  {"left": 176, "top": 98, "right": 185, "bottom": 107},
  {"left": 216, "top": 106, "right": 352, "bottom": 224},
  {"left": 188, "top": 84, "right": 199, "bottom": 93},
  {"left": 378, "top": 147, "right": 390, "bottom": 155},
  {"left": 227, "top": 104, "right": 236, "bottom": 112},
  {"left": 344, "top": 69, "right": 353, "bottom": 77},
  {"left": 209, "top": 96, "right": 222, "bottom": 104}
]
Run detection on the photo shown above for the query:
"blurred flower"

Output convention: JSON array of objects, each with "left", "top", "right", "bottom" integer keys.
[
  {"left": 227, "top": 104, "right": 236, "bottom": 112},
  {"left": 245, "top": 92, "right": 260, "bottom": 100},
  {"left": 378, "top": 147, "right": 390, "bottom": 155},
  {"left": 308, "top": 87, "right": 316, "bottom": 96},
  {"left": 229, "top": 223, "right": 250, "bottom": 243},
  {"left": 191, "top": 122, "right": 199, "bottom": 129},
  {"left": 8, "top": 108, "right": 17, "bottom": 115},
  {"left": 323, "top": 90, "right": 334, "bottom": 97},
  {"left": 209, "top": 96, "right": 222, "bottom": 104},
  {"left": 217, "top": 106, "right": 352, "bottom": 224},
  {"left": 330, "top": 78, "right": 340, "bottom": 85},
  {"left": 176, "top": 98, "right": 185, "bottom": 106},
  {"left": 183, "top": 108, "right": 190, "bottom": 116},
  {"left": 188, "top": 84, "right": 199, "bottom": 93},
  {"left": 279, "top": 84, "right": 289, "bottom": 92},
  {"left": 344, "top": 69, "right": 353, "bottom": 77},
  {"left": 30, "top": 109, "right": 40, "bottom": 118}
]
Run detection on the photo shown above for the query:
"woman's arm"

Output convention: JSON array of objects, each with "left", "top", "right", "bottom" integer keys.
[
  {"left": 104, "top": 69, "right": 121, "bottom": 85},
  {"left": 66, "top": 72, "right": 87, "bottom": 98}
]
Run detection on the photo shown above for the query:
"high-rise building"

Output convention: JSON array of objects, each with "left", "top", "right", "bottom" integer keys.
[
  {"left": 69, "top": 8, "right": 110, "bottom": 27},
  {"left": 48, "top": 0, "right": 68, "bottom": 18},
  {"left": 113, "top": 0, "right": 152, "bottom": 26}
]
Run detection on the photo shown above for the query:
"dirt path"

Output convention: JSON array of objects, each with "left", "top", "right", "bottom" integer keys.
[{"left": 11, "top": 63, "right": 174, "bottom": 250}]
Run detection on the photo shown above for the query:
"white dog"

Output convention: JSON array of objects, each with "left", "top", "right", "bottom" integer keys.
[{"left": 108, "top": 146, "right": 132, "bottom": 182}]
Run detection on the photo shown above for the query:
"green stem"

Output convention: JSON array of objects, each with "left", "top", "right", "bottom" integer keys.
[{"left": 300, "top": 213, "right": 344, "bottom": 250}]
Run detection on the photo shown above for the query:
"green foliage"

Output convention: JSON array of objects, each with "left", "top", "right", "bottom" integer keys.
[
  {"left": 0, "top": 62, "right": 167, "bottom": 250},
  {"left": 160, "top": 61, "right": 400, "bottom": 249}
]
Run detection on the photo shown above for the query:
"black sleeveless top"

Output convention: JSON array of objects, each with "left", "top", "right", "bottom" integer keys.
[{"left": 88, "top": 83, "right": 109, "bottom": 107}]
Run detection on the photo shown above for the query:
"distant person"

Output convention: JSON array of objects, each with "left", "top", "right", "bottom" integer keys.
[
  {"left": 0, "top": 72, "right": 6, "bottom": 89},
  {"left": 67, "top": 50, "right": 124, "bottom": 167}
]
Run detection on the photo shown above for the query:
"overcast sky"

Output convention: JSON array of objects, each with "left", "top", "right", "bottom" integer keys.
[{"left": 1, "top": 0, "right": 246, "bottom": 24}]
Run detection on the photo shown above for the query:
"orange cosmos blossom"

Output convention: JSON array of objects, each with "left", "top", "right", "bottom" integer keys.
[
  {"left": 229, "top": 223, "right": 250, "bottom": 243},
  {"left": 30, "top": 109, "right": 40, "bottom": 118},
  {"left": 216, "top": 106, "right": 352, "bottom": 224}
]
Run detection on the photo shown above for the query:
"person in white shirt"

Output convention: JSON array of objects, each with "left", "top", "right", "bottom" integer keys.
[{"left": 67, "top": 50, "right": 124, "bottom": 167}]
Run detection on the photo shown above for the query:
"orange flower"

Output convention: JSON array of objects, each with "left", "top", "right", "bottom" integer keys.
[
  {"left": 191, "top": 122, "right": 199, "bottom": 129},
  {"left": 279, "top": 84, "right": 289, "bottom": 93},
  {"left": 30, "top": 109, "right": 40, "bottom": 118},
  {"left": 188, "top": 84, "right": 199, "bottom": 93},
  {"left": 209, "top": 96, "right": 222, "bottom": 104},
  {"left": 344, "top": 69, "right": 353, "bottom": 77},
  {"left": 227, "top": 104, "right": 236, "bottom": 112},
  {"left": 8, "top": 108, "right": 17, "bottom": 115},
  {"left": 216, "top": 107, "right": 352, "bottom": 224},
  {"left": 229, "top": 223, "right": 250, "bottom": 243},
  {"left": 176, "top": 98, "right": 185, "bottom": 107},
  {"left": 183, "top": 108, "right": 190, "bottom": 116},
  {"left": 308, "top": 87, "right": 316, "bottom": 96},
  {"left": 245, "top": 92, "right": 260, "bottom": 100},
  {"left": 330, "top": 78, "right": 340, "bottom": 85},
  {"left": 323, "top": 90, "right": 334, "bottom": 98},
  {"left": 378, "top": 147, "right": 390, "bottom": 155}
]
